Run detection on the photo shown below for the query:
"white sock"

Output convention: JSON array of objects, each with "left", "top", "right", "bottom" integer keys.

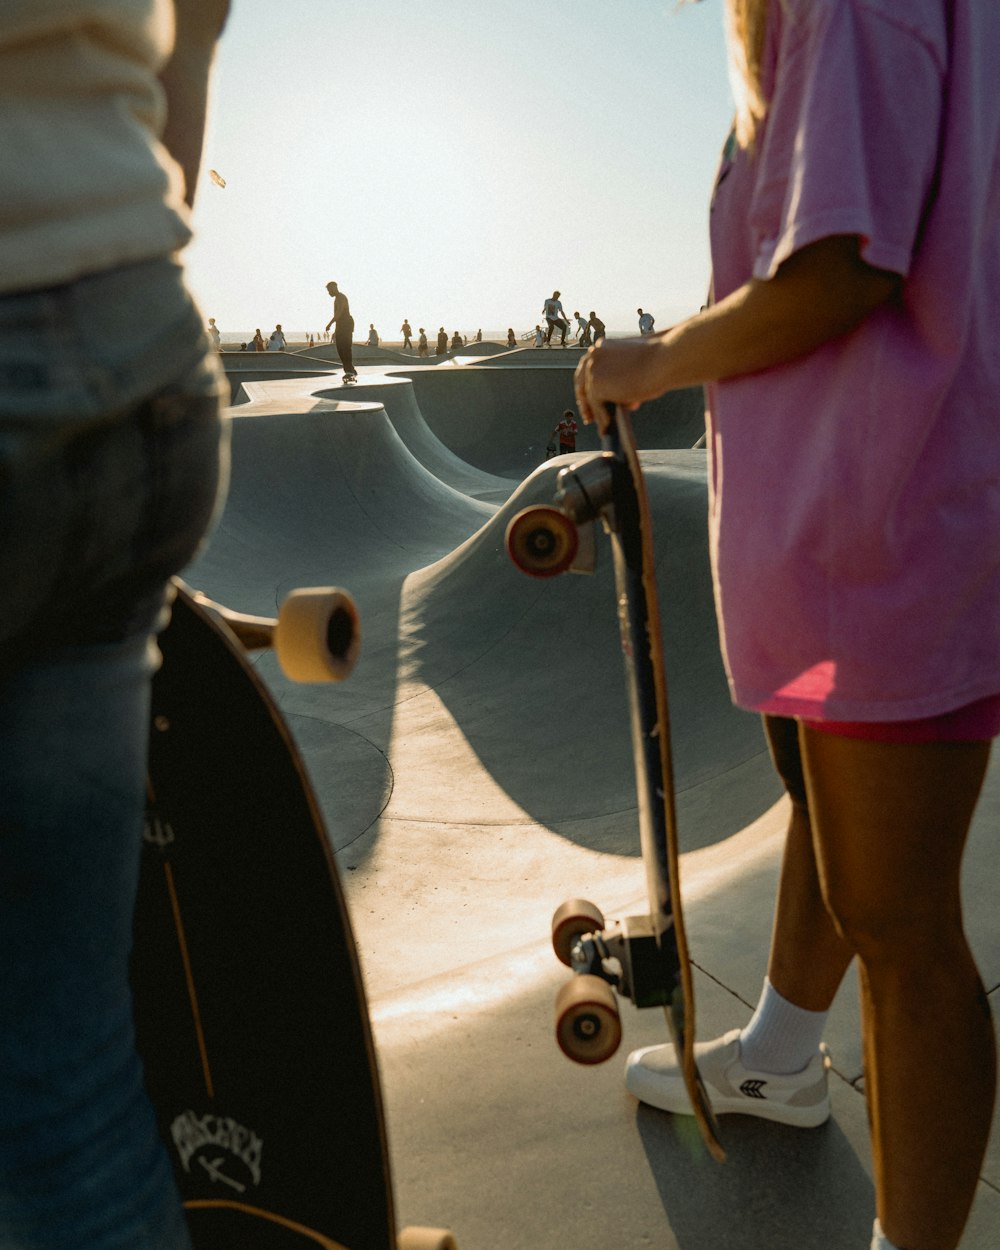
[
  {"left": 871, "top": 1219, "right": 901, "bottom": 1250},
  {"left": 738, "top": 977, "right": 828, "bottom": 1074}
]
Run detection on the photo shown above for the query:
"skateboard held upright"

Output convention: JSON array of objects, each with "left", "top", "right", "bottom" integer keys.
[
  {"left": 132, "top": 580, "right": 457, "bottom": 1248},
  {"left": 506, "top": 408, "right": 725, "bottom": 1162}
]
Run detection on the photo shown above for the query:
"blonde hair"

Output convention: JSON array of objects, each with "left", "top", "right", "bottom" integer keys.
[{"left": 724, "top": 0, "right": 773, "bottom": 148}]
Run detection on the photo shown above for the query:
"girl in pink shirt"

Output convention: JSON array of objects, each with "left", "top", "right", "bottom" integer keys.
[{"left": 576, "top": 3, "right": 999, "bottom": 1249}]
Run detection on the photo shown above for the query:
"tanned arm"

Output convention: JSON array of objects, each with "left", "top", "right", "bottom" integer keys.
[{"left": 575, "top": 235, "right": 901, "bottom": 429}]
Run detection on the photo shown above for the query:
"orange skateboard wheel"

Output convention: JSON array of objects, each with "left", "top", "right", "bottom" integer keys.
[{"left": 506, "top": 506, "right": 579, "bottom": 578}]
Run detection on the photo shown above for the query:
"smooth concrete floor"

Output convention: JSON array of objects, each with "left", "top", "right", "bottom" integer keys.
[{"left": 188, "top": 368, "right": 999, "bottom": 1249}]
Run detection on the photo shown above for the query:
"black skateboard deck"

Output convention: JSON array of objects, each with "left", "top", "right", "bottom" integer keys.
[
  {"left": 506, "top": 408, "right": 725, "bottom": 1162},
  {"left": 131, "top": 581, "right": 456, "bottom": 1248}
]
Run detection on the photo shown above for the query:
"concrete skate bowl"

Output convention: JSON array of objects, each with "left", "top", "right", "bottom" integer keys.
[
  {"left": 449, "top": 341, "right": 510, "bottom": 357},
  {"left": 471, "top": 346, "right": 587, "bottom": 367},
  {"left": 298, "top": 342, "right": 454, "bottom": 367},
  {"left": 388, "top": 364, "right": 706, "bottom": 476},
  {"left": 221, "top": 350, "right": 338, "bottom": 402},
  {"left": 312, "top": 375, "right": 513, "bottom": 503},
  {"left": 185, "top": 386, "right": 778, "bottom": 864},
  {"left": 184, "top": 395, "right": 501, "bottom": 848},
  {"left": 187, "top": 398, "right": 493, "bottom": 612},
  {"left": 380, "top": 450, "right": 782, "bottom": 856}
]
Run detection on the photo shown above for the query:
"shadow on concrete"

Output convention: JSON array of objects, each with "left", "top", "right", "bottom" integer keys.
[
  {"left": 636, "top": 1105, "right": 874, "bottom": 1250},
  {"left": 398, "top": 451, "right": 780, "bottom": 853}
]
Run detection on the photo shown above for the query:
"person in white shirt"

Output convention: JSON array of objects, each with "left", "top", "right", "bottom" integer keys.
[
  {"left": 637, "top": 307, "right": 655, "bottom": 335},
  {"left": 542, "top": 290, "right": 570, "bottom": 345},
  {"left": 267, "top": 323, "right": 286, "bottom": 350},
  {"left": 0, "top": 3, "right": 231, "bottom": 1246}
]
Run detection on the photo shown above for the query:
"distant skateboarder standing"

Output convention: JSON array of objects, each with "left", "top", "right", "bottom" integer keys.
[
  {"left": 324, "top": 281, "right": 356, "bottom": 380},
  {"left": 545, "top": 409, "right": 578, "bottom": 459},
  {"left": 543, "top": 289, "right": 570, "bottom": 346},
  {"left": 401, "top": 319, "right": 412, "bottom": 349},
  {"left": 587, "top": 310, "right": 606, "bottom": 345},
  {"left": 553, "top": 409, "right": 578, "bottom": 454}
]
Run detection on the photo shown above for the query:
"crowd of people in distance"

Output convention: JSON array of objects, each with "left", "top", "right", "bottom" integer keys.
[{"left": 206, "top": 293, "right": 634, "bottom": 357}]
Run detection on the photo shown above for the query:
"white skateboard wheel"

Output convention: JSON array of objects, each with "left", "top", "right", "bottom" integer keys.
[{"left": 274, "top": 588, "right": 360, "bottom": 683}]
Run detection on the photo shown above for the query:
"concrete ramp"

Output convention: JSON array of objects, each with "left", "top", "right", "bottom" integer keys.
[
  {"left": 389, "top": 364, "right": 707, "bottom": 476},
  {"left": 221, "top": 350, "right": 338, "bottom": 402},
  {"left": 299, "top": 342, "right": 456, "bottom": 367},
  {"left": 313, "top": 376, "right": 514, "bottom": 503},
  {"left": 376, "top": 451, "right": 781, "bottom": 845},
  {"left": 189, "top": 393, "right": 494, "bottom": 609},
  {"left": 473, "top": 345, "right": 587, "bottom": 367}
]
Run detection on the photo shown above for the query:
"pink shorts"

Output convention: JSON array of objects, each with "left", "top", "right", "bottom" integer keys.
[{"left": 804, "top": 693, "right": 1000, "bottom": 744}]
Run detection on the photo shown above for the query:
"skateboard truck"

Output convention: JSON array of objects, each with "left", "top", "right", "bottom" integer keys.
[
  {"left": 569, "top": 915, "right": 682, "bottom": 1011},
  {"left": 550, "top": 899, "right": 684, "bottom": 1066},
  {"left": 505, "top": 452, "right": 618, "bottom": 580},
  {"left": 555, "top": 452, "right": 617, "bottom": 529}
]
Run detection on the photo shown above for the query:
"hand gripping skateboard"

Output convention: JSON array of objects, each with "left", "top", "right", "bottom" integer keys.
[
  {"left": 131, "top": 580, "right": 457, "bottom": 1249},
  {"left": 506, "top": 408, "right": 725, "bottom": 1162}
]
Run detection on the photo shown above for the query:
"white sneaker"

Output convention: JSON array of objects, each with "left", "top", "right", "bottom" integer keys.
[{"left": 625, "top": 1028, "right": 832, "bottom": 1128}]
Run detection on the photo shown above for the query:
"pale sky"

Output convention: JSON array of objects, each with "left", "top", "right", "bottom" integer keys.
[{"left": 184, "top": 0, "right": 734, "bottom": 339}]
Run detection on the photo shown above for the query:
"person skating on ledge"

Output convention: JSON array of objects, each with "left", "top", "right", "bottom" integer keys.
[
  {"left": 574, "top": 3, "right": 1000, "bottom": 1250},
  {"left": 542, "top": 289, "right": 570, "bottom": 345},
  {"left": 324, "top": 280, "right": 356, "bottom": 380}
]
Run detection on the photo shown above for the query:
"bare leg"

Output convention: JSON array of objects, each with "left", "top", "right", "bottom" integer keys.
[
  {"left": 801, "top": 728, "right": 995, "bottom": 1250},
  {"left": 762, "top": 716, "right": 854, "bottom": 1010}
]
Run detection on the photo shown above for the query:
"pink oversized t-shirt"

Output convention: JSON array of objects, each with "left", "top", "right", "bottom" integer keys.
[{"left": 706, "top": 0, "right": 1000, "bottom": 721}]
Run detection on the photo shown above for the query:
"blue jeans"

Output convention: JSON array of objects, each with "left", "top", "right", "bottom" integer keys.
[{"left": 0, "top": 258, "right": 228, "bottom": 1248}]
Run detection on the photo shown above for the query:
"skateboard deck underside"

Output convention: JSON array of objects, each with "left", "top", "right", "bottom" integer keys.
[{"left": 131, "top": 587, "right": 396, "bottom": 1249}]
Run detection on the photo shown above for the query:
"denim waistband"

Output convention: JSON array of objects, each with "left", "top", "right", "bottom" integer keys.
[{"left": 0, "top": 255, "right": 214, "bottom": 432}]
